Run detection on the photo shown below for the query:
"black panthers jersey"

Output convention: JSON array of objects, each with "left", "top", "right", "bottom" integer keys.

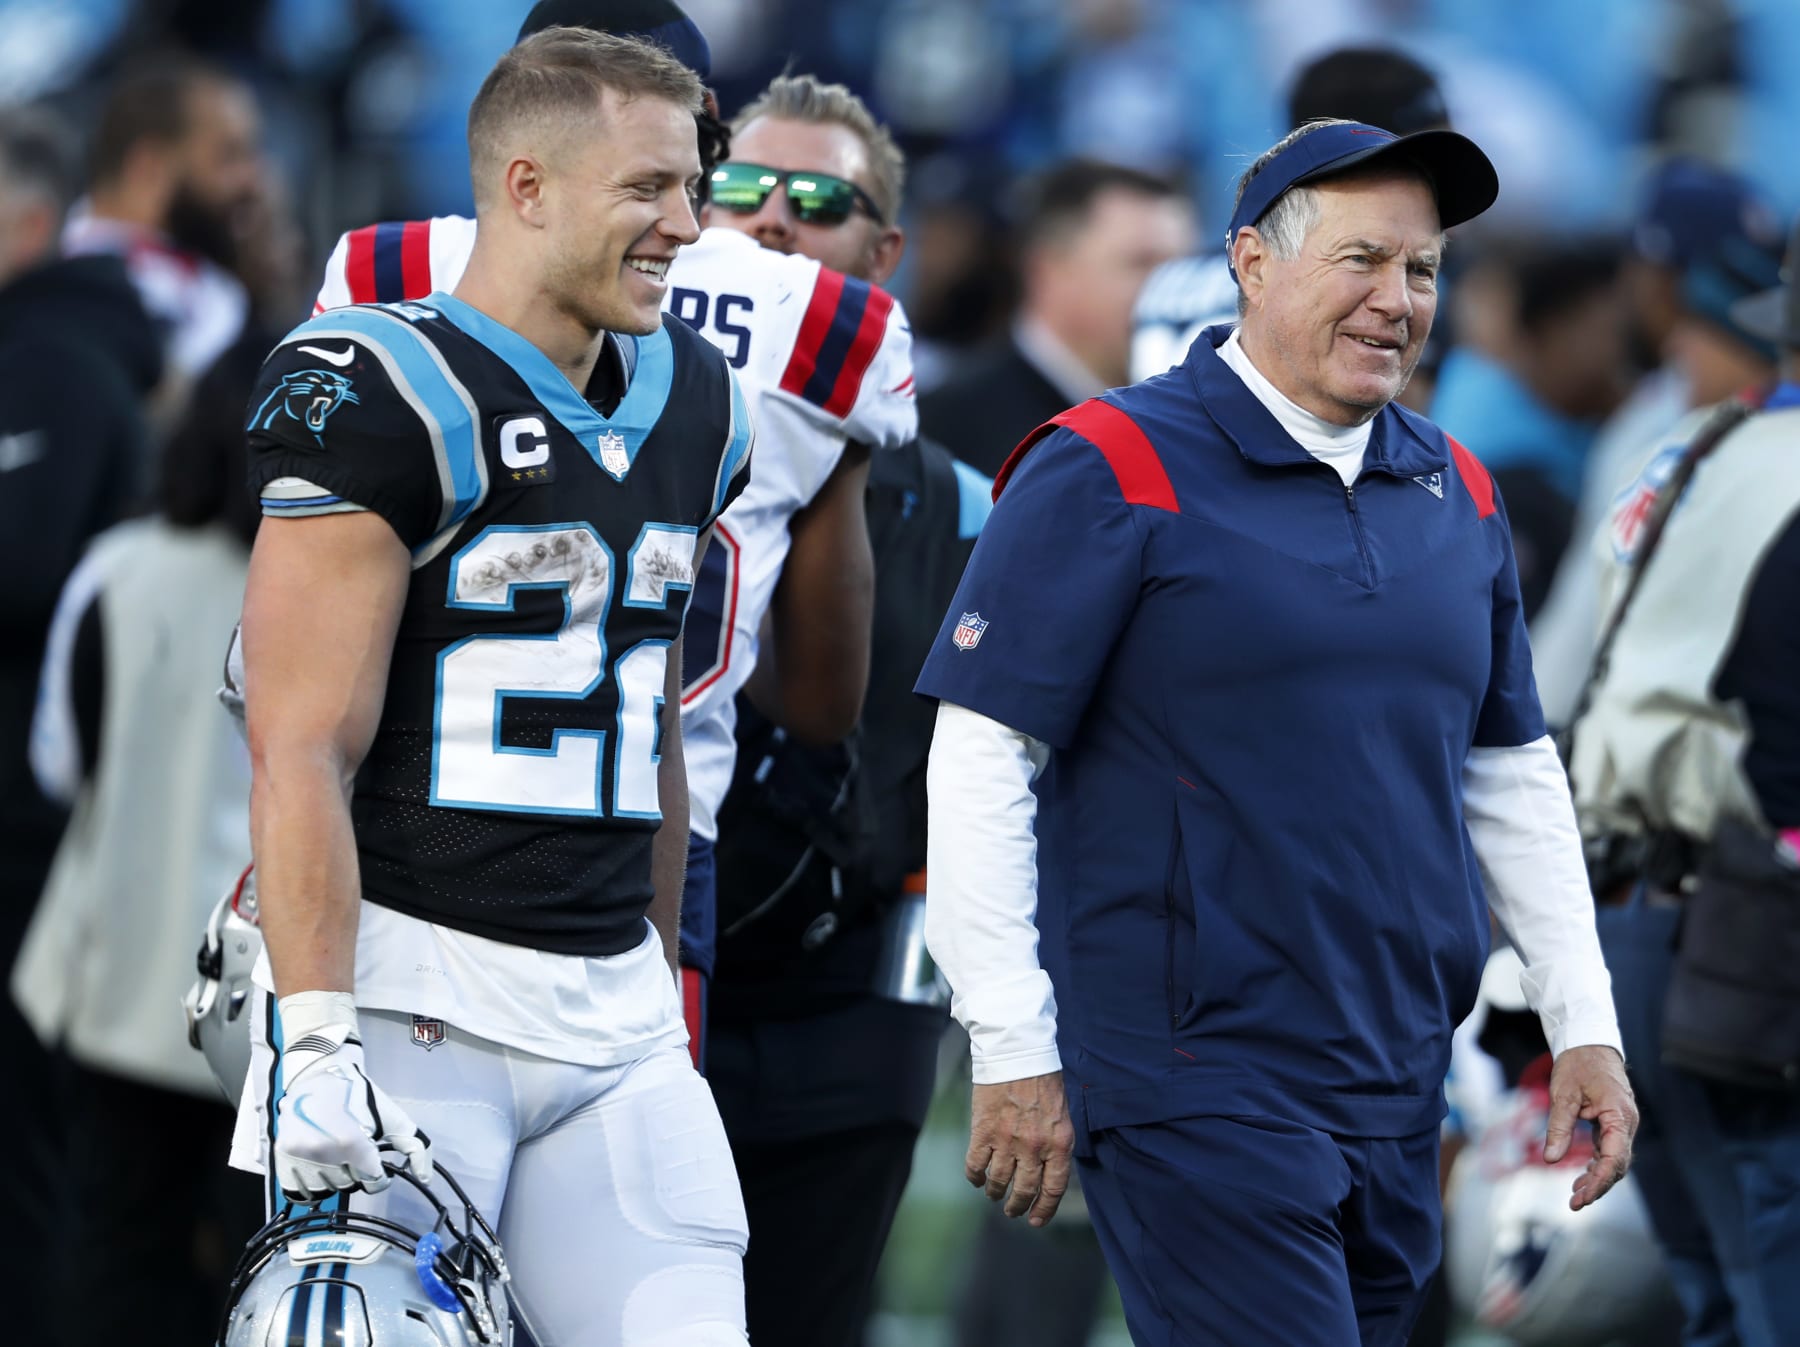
[{"left": 245, "top": 295, "right": 753, "bottom": 955}]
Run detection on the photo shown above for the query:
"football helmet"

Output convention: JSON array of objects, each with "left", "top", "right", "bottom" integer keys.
[
  {"left": 219, "top": 1162, "right": 532, "bottom": 1346},
  {"left": 183, "top": 864, "right": 261, "bottom": 1101},
  {"left": 1444, "top": 1053, "right": 1678, "bottom": 1346}
]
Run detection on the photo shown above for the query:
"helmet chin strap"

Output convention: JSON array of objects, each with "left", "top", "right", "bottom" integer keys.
[{"left": 418, "top": 1160, "right": 548, "bottom": 1347}]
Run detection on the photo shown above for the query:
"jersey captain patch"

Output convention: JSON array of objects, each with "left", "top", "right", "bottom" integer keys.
[{"left": 495, "top": 415, "right": 557, "bottom": 485}]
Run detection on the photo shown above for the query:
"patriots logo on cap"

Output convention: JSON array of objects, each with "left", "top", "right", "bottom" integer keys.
[{"left": 952, "top": 612, "right": 988, "bottom": 651}]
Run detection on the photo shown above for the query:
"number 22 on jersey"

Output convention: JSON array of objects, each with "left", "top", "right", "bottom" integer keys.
[{"left": 432, "top": 523, "right": 693, "bottom": 819}]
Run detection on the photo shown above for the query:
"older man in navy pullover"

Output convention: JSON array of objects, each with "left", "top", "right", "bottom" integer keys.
[{"left": 916, "top": 121, "right": 1639, "bottom": 1347}]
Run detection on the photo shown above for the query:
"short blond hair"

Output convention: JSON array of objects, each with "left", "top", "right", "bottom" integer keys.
[
  {"left": 467, "top": 26, "right": 705, "bottom": 208},
  {"left": 732, "top": 74, "right": 906, "bottom": 224}
]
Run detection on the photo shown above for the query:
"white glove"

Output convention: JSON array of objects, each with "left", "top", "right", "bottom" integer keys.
[{"left": 273, "top": 991, "right": 432, "bottom": 1204}]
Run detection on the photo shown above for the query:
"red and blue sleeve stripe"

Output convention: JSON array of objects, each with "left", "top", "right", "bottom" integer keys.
[
  {"left": 343, "top": 220, "right": 435, "bottom": 305},
  {"left": 779, "top": 269, "right": 894, "bottom": 418}
]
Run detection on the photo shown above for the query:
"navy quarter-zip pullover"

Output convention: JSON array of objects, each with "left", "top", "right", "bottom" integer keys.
[{"left": 916, "top": 325, "right": 1544, "bottom": 1141}]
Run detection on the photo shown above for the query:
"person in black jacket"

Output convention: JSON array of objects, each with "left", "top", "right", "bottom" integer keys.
[
  {"left": 919, "top": 160, "right": 1193, "bottom": 476},
  {"left": 0, "top": 102, "right": 160, "bottom": 1347}
]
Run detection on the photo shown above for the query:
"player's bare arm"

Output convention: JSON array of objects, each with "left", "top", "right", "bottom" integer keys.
[
  {"left": 242, "top": 510, "right": 409, "bottom": 996},
  {"left": 746, "top": 438, "right": 874, "bottom": 743}
]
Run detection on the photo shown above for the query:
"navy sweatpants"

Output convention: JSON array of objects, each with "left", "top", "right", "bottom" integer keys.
[{"left": 1078, "top": 1114, "right": 1440, "bottom": 1347}]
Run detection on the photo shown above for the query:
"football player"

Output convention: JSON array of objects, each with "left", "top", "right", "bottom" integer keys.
[
  {"left": 311, "top": 0, "right": 916, "bottom": 1064},
  {"left": 229, "top": 29, "right": 752, "bottom": 1344}
]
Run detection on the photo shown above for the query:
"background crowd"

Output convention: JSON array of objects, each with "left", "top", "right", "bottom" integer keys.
[{"left": 3, "top": 1, "right": 1799, "bottom": 1345}]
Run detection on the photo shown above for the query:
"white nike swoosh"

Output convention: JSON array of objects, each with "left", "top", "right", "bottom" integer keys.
[{"left": 297, "top": 343, "right": 356, "bottom": 368}]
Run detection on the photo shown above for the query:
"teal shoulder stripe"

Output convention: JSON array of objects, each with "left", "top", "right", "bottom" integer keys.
[
  {"left": 428, "top": 293, "right": 675, "bottom": 474},
  {"left": 952, "top": 458, "right": 994, "bottom": 538},
  {"left": 277, "top": 307, "right": 487, "bottom": 539},
  {"left": 713, "top": 369, "right": 755, "bottom": 517}
]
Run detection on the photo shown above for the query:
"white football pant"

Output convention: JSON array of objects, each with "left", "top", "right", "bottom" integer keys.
[{"left": 233, "top": 996, "right": 749, "bottom": 1346}]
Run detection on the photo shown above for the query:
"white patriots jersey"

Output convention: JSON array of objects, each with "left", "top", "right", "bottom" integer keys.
[
  {"left": 1129, "top": 250, "right": 1241, "bottom": 383},
  {"left": 313, "top": 219, "right": 917, "bottom": 840}
]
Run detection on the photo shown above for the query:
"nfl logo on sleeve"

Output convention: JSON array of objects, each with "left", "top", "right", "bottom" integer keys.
[{"left": 953, "top": 611, "right": 988, "bottom": 650}]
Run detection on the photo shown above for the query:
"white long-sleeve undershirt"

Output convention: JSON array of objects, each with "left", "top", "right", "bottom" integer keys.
[
  {"left": 1462, "top": 736, "right": 1621, "bottom": 1057},
  {"left": 924, "top": 703, "right": 1060, "bottom": 1084},
  {"left": 925, "top": 705, "right": 1622, "bottom": 1085}
]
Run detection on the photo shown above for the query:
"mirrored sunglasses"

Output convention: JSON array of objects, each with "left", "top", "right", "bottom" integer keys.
[{"left": 708, "top": 161, "right": 885, "bottom": 226}]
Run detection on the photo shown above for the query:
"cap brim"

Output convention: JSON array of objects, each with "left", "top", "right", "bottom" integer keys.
[
  {"left": 1730, "top": 285, "right": 1787, "bottom": 344},
  {"left": 1294, "top": 127, "right": 1499, "bottom": 231}
]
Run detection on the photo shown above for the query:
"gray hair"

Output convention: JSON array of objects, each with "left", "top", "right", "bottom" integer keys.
[{"left": 1235, "top": 185, "right": 1320, "bottom": 316}]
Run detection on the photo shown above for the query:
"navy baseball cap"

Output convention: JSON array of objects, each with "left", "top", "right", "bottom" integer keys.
[
  {"left": 1731, "top": 215, "right": 1800, "bottom": 351},
  {"left": 1632, "top": 158, "right": 1781, "bottom": 271},
  {"left": 518, "top": 0, "right": 712, "bottom": 80},
  {"left": 1227, "top": 121, "right": 1498, "bottom": 273}
]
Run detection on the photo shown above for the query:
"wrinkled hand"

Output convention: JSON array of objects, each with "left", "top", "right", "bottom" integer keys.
[
  {"left": 1545, "top": 1044, "right": 1637, "bottom": 1211},
  {"left": 274, "top": 1020, "right": 431, "bottom": 1204},
  {"left": 967, "top": 1073, "right": 1074, "bottom": 1228}
]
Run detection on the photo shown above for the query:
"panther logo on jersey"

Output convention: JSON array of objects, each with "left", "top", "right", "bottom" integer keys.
[{"left": 252, "top": 369, "right": 360, "bottom": 442}]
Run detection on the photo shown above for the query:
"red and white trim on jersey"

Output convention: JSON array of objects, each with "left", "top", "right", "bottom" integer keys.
[
  {"left": 679, "top": 522, "right": 742, "bottom": 707},
  {"left": 778, "top": 268, "right": 895, "bottom": 417}
]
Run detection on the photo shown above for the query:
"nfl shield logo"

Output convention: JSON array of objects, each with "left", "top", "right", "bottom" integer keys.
[
  {"left": 1610, "top": 445, "right": 1681, "bottom": 562},
  {"left": 410, "top": 1016, "right": 446, "bottom": 1051},
  {"left": 597, "top": 430, "right": 631, "bottom": 480},
  {"left": 952, "top": 611, "right": 988, "bottom": 651}
]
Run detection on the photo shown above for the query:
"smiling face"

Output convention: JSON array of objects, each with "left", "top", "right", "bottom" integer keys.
[
  {"left": 1235, "top": 170, "right": 1443, "bottom": 426},
  {"left": 541, "top": 88, "right": 702, "bottom": 335}
]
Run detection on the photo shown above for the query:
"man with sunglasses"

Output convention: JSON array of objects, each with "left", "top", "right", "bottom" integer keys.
[
  {"left": 309, "top": 0, "right": 917, "bottom": 1072},
  {"left": 706, "top": 155, "right": 897, "bottom": 277}
]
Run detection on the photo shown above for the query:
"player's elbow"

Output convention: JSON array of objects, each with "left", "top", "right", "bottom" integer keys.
[{"left": 248, "top": 716, "right": 364, "bottom": 803}]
